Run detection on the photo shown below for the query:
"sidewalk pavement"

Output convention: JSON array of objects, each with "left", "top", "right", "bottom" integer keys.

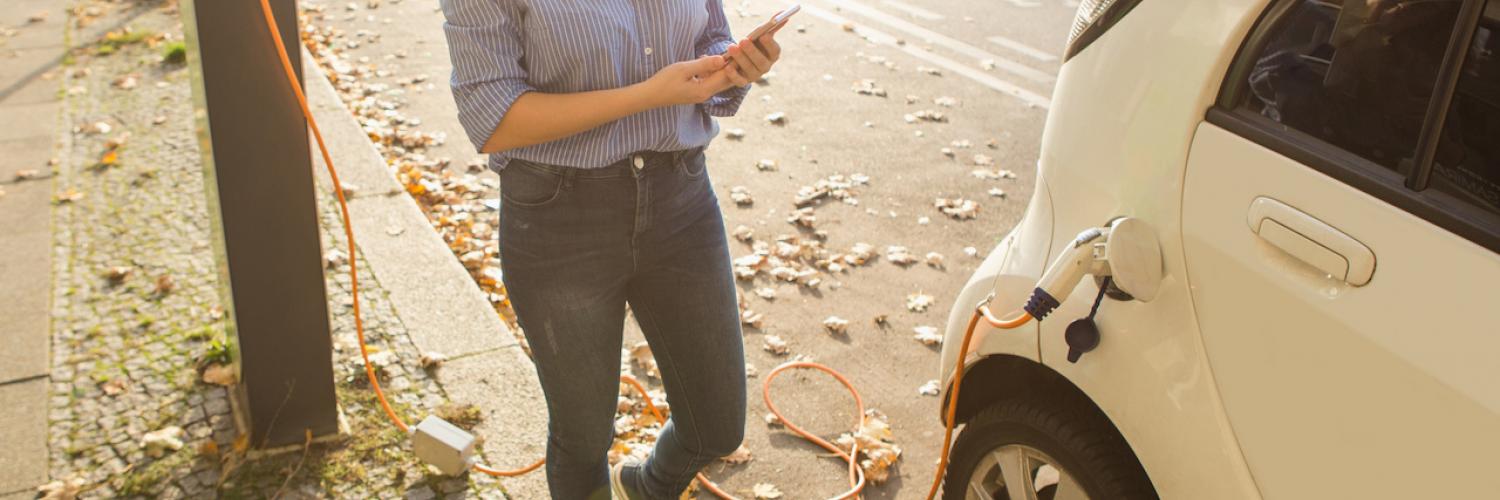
[
  {"left": 10, "top": 0, "right": 543, "bottom": 496},
  {"left": 0, "top": 0, "right": 66, "bottom": 497}
]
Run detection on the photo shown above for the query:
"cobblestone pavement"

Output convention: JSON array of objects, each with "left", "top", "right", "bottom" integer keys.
[{"left": 42, "top": 1, "right": 503, "bottom": 498}]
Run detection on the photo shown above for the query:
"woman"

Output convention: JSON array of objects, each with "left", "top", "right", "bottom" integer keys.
[{"left": 440, "top": 1, "right": 783, "bottom": 498}]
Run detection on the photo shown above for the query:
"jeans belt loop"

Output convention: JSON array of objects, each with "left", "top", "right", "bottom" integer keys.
[{"left": 561, "top": 165, "right": 576, "bottom": 190}]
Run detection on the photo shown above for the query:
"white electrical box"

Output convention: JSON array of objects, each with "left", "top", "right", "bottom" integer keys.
[{"left": 411, "top": 415, "right": 477, "bottom": 476}]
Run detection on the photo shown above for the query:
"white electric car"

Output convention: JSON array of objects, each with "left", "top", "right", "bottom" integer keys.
[{"left": 938, "top": 0, "right": 1500, "bottom": 499}]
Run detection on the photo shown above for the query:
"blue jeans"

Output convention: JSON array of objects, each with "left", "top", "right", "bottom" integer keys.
[{"left": 497, "top": 148, "right": 747, "bottom": 499}]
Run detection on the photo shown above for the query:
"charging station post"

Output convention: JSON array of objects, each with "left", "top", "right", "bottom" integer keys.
[{"left": 181, "top": 0, "right": 341, "bottom": 448}]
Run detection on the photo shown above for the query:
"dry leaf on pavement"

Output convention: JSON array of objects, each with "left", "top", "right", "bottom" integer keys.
[
  {"left": 752, "top": 483, "right": 784, "bottom": 499},
  {"left": 720, "top": 444, "right": 754, "bottom": 465},
  {"left": 762, "top": 335, "right": 788, "bottom": 355},
  {"left": 630, "top": 342, "right": 660, "bottom": 379},
  {"left": 202, "top": 363, "right": 236, "bottom": 386},
  {"left": 907, "top": 293, "right": 935, "bottom": 312},
  {"left": 823, "top": 316, "right": 850, "bottom": 335},
  {"left": 914, "top": 326, "right": 943, "bottom": 346}
]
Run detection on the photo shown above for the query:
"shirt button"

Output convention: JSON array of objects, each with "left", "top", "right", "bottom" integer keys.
[
  {"left": 633, "top": 156, "right": 645, "bottom": 169},
  {"left": 643, "top": 47, "right": 654, "bottom": 56}
]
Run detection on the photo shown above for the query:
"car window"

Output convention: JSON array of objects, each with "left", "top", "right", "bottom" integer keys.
[
  {"left": 1235, "top": 0, "right": 1464, "bottom": 172},
  {"left": 1431, "top": 5, "right": 1500, "bottom": 215}
]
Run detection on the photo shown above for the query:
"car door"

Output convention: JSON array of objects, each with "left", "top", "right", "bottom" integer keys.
[{"left": 1180, "top": 0, "right": 1500, "bottom": 498}]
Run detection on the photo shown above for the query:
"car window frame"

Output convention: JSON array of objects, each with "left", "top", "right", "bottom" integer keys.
[{"left": 1208, "top": 0, "right": 1500, "bottom": 253}]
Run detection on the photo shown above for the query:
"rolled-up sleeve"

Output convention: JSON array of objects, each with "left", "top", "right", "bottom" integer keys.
[
  {"left": 442, "top": 0, "right": 534, "bottom": 152},
  {"left": 696, "top": 0, "right": 750, "bottom": 117}
]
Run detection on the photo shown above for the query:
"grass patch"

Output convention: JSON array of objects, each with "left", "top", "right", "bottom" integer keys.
[
  {"left": 199, "top": 339, "right": 232, "bottom": 367},
  {"left": 116, "top": 448, "right": 192, "bottom": 496},
  {"left": 96, "top": 28, "right": 158, "bottom": 55},
  {"left": 185, "top": 324, "right": 219, "bottom": 343},
  {"left": 216, "top": 390, "right": 431, "bottom": 497},
  {"left": 161, "top": 41, "right": 187, "bottom": 64},
  {"left": 434, "top": 403, "right": 484, "bottom": 431}
]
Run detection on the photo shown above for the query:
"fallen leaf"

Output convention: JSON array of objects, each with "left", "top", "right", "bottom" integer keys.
[
  {"left": 732, "top": 225, "right": 754, "bottom": 242},
  {"left": 918, "top": 380, "right": 941, "bottom": 396},
  {"left": 886, "top": 246, "right": 918, "bottom": 266},
  {"left": 142, "top": 426, "right": 186, "bottom": 458},
  {"left": 52, "top": 188, "right": 84, "bottom": 204},
  {"left": 925, "top": 252, "right": 945, "bottom": 268},
  {"left": 752, "top": 482, "right": 783, "bottom": 499},
  {"left": 202, "top": 363, "right": 236, "bottom": 386},
  {"left": 934, "top": 198, "right": 979, "bottom": 220},
  {"left": 112, "top": 74, "right": 137, "bottom": 90},
  {"left": 903, "top": 109, "right": 947, "bottom": 123},
  {"left": 834, "top": 409, "right": 903, "bottom": 484},
  {"left": 907, "top": 293, "right": 935, "bottom": 312},
  {"left": 720, "top": 444, "right": 753, "bottom": 465},
  {"left": 105, "top": 265, "right": 132, "bottom": 283},
  {"left": 37, "top": 477, "right": 85, "bottom": 500},
  {"left": 630, "top": 342, "right": 660, "bottom": 379},
  {"left": 764, "top": 111, "right": 786, "bottom": 125},
  {"left": 729, "top": 186, "right": 753, "bottom": 206},
  {"left": 914, "top": 326, "right": 942, "bottom": 345},
  {"left": 823, "top": 316, "right": 850, "bottom": 335},
  {"left": 153, "top": 275, "right": 175, "bottom": 295},
  {"left": 851, "top": 79, "right": 887, "bottom": 97},
  {"left": 762, "top": 335, "right": 788, "bottom": 355},
  {"left": 419, "top": 351, "right": 447, "bottom": 370},
  {"left": 101, "top": 378, "right": 128, "bottom": 396}
]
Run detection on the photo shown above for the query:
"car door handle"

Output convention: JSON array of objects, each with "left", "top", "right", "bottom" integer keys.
[{"left": 1246, "top": 197, "right": 1376, "bottom": 286}]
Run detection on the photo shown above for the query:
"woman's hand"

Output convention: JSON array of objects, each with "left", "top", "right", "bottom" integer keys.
[
  {"left": 721, "top": 28, "right": 783, "bottom": 88},
  {"left": 641, "top": 55, "right": 736, "bottom": 107}
]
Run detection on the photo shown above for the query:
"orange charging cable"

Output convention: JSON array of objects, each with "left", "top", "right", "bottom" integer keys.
[{"left": 255, "top": 1, "right": 1032, "bottom": 497}]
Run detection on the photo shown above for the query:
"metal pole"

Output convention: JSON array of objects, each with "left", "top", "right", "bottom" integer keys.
[{"left": 181, "top": 0, "right": 340, "bottom": 448}]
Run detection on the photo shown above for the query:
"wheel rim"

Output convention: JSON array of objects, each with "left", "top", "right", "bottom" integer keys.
[{"left": 964, "top": 444, "right": 1088, "bottom": 500}]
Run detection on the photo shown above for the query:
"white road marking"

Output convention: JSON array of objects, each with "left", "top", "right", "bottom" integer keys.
[
  {"left": 816, "top": 0, "right": 1055, "bottom": 84},
  {"left": 879, "top": 0, "right": 944, "bottom": 20},
  {"left": 1006, "top": 0, "right": 1042, "bottom": 7},
  {"left": 985, "top": 35, "right": 1058, "bottom": 62},
  {"left": 792, "top": 2, "right": 1052, "bottom": 108}
]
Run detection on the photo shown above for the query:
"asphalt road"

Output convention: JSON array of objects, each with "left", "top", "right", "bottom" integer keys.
[{"left": 305, "top": 0, "right": 1077, "bottom": 497}]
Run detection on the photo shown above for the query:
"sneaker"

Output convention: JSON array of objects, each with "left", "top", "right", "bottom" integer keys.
[{"left": 610, "top": 458, "right": 639, "bottom": 500}]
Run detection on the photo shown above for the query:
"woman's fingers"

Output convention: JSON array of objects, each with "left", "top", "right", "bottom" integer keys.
[
  {"left": 725, "top": 63, "right": 751, "bottom": 87},
  {"left": 760, "top": 37, "right": 781, "bottom": 62},
  {"left": 737, "top": 39, "right": 771, "bottom": 74}
]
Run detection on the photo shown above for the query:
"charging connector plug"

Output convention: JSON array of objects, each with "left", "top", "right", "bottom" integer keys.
[{"left": 412, "top": 415, "right": 478, "bottom": 476}]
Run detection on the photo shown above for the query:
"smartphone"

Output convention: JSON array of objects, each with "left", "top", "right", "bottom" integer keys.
[
  {"left": 723, "top": 5, "right": 798, "bottom": 68},
  {"left": 745, "top": 4, "right": 801, "bottom": 41}
]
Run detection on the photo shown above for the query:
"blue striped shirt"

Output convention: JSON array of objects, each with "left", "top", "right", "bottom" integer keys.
[{"left": 440, "top": 0, "right": 751, "bottom": 171}]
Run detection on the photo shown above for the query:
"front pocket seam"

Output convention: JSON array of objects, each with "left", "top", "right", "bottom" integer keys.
[{"left": 501, "top": 164, "right": 566, "bottom": 207}]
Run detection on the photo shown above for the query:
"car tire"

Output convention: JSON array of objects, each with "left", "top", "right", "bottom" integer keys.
[{"left": 943, "top": 397, "right": 1158, "bottom": 500}]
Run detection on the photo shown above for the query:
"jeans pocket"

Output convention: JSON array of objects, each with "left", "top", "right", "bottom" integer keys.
[
  {"left": 500, "top": 160, "right": 565, "bottom": 207},
  {"left": 678, "top": 149, "right": 708, "bottom": 179}
]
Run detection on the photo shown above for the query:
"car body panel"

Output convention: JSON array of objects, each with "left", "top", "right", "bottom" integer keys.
[
  {"left": 1032, "top": 0, "right": 1267, "bottom": 497},
  {"left": 939, "top": 173, "right": 1055, "bottom": 387},
  {"left": 939, "top": 0, "right": 1267, "bottom": 498},
  {"left": 1181, "top": 123, "right": 1500, "bottom": 498}
]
